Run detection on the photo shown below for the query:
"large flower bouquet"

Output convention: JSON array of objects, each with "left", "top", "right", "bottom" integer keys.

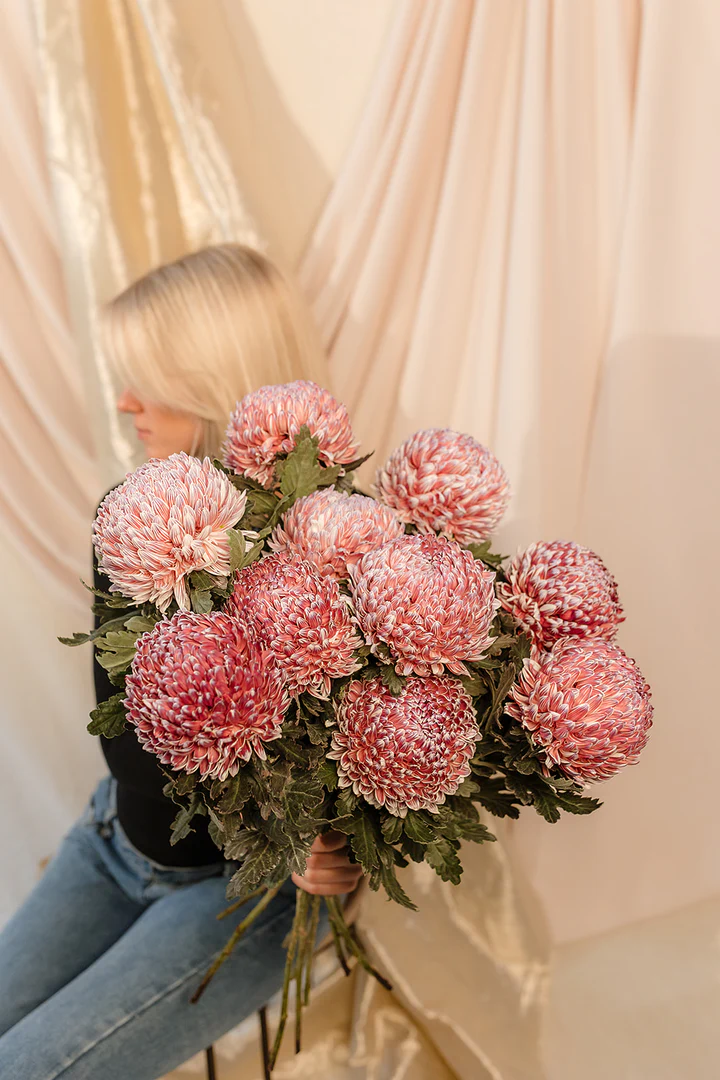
[{"left": 63, "top": 381, "right": 652, "bottom": 1069}]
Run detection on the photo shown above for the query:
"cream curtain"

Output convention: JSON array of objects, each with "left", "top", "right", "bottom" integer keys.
[{"left": 0, "top": 0, "right": 103, "bottom": 927}]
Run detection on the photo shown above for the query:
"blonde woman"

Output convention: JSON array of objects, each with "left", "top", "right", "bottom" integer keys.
[{"left": 0, "top": 245, "right": 362, "bottom": 1079}]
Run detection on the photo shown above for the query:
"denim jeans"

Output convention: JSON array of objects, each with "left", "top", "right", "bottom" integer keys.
[{"left": 0, "top": 776, "right": 302, "bottom": 1080}]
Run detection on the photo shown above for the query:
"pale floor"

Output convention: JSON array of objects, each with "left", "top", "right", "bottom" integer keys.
[{"left": 164, "top": 896, "right": 720, "bottom": 1080}]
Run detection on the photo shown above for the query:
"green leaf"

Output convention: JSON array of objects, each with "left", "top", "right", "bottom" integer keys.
[
  {"left": 550, "top": 790, "right": 602, "bottom": 817},
  {"left": 336, "top": 788, "right": 359, "bottom": 815},
  {"left": 124, "top": 615, "right": 158, "bottom": 634},
  {"left": 379, "top": 665, "right": 406, "bottom": 696},
  {"left": 486, "top": 665, "right": 519, "bottom": 729},
  {"left": 227, "top": 528, "right": 248, "bottom": 572},
  {"left": 381, "top": 815, "right": 403, "bottom": 845},
  {"left": 213, "top": 773, "right": 253, "bottom": 814},
  {"left": 425, "top": 840, "right": 463, "bottom": 885},
  {"left": 457, "top": 819, "right": 496, "bottom": 843},
  {"left": 95, "top": 630, "right": 138, "bottom": 653},
  {"left": 465, "top": 541, "right": 508, "bottom": 569},
  {"left": 378, "top": 858, "right": 417, "bottom": 910},
  {"left": 225, "top": 832, "right": 280, "bottom": 896},
  {"left": 349, "top": 816, "right": 380, "bottom": 872},
  {"left": 87, "top": 694, "right": 127, "bottom": 737},
  {"left": 190, "top": 588, "right": 214, "bottom": 614},
  {"left": 341, "top": 451, "right": 374, "bottom": 475},
  {"left": 59, "top": 612, "right": 138, "bottom": 647},
  {"left": 316, "top": 758, "right": 339, "bottom": 791},
  {"left": 188, "top": 570, "right": 218, "bottom": 592},
  {"left": 475, "top": 783, "right": 521, "bottom": 819},
  {"left": 403, "top": 812, "right": 436, "bottom": 845},
  {"left": 170, "top": 794, "right": 206, "bottom": 845},
  {"left": 276, "top": 426, "right": 320, "bottom": 496}
]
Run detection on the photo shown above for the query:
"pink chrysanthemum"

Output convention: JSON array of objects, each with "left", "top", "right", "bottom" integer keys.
[
  {"left": 223, "top": 381, "right": 359, "bottom": 486},
  {"left": 350, "top": 534, "right": 499, "bottom": 676},
  {"left": 93, "top": 454, "right": 246, "bottom": 611},
  {"left": 227, "top": 553, "right": 362, "bottom": 698},
  {"left": 329, "top": 676, "right": 479, "bottom": 817},
  {"left": 269, "top": 488, "right": 404, "bottom": 579},
  {"left": 497, "top": 541, "right": 624, "bottom": 650},
  {"left": 506, "top": 638, "right": 653, "bottom": 783},
  {"left": 376, "top": 429, "right": 510, "bottom": 545},
  {"left": 125, "top": 611, "right": 288, "bottom": 781}
]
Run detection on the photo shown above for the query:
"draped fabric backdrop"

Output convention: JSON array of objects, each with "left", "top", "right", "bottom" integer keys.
[{"left": 3, "top": 1, "right": 719, "bottom": 1078}]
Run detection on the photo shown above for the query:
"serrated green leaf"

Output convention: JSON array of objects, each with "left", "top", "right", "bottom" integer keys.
[
  {"left": 425, "top": 840, "right": 463, "bottom": 885},
  {"left": 403, "top": 812, "right": 436, "bottom": 845},
  {"left": 551, "top": 790, "right": 602, "bottom": 816},
  {"left": 124, "top": 615, "right": 158, "bottom": 634},
  {"left": 87, "top": 694, "right": 127, "bottom": 737},
  {"left": 349, "top": 816, "right": 379, "bottom": 872},
  {"left": 400, "top": 836, "right": 426, "bottom": 863},
  {"left": 475, "top": 784, "right": 521, "bottom": 819},
  {"left": 170, "top": 794, "right": 206, "bottom": 845},
  {"left": 316, "top": 758, "right": 339, "bottom": 791},
  {"left": 465, "top": 541, "right": 507, "bottom": 569},
  {"left": 336, "top": 788, "right": 359, "bottom": 815},
  {"left": 381, "top": 815, "right": 403, "bottom": 844},
  {"left": 275, "top": 426, "right": 322, "bottom": 500},
  {"left": 227, "top": 528, "right": 248, "bottom": 572},
  {"left": 378, "top": 859, "right": 417, "bottom": 910},
  {"left": 224, "top": 832, "right": 280, "bottom": 895},
  {"left": 190, "top": 588, "right": 214, "bottom": 614},
  {"left": 59, "top": 612, "right": 137, "bottom": 647},
  {"left": 188, "top": 570, "right": 218, "bottom": 592},
  {"left": 380, "top": 665, "right": 406, "bottom": 696},
  {"left": 458, "top": 819, "right": 496, "bottom": 843},
  {"left": 214, "top": 773, "right": 253, "bottom": 814}
]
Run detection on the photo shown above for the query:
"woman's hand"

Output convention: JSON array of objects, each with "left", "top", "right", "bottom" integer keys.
[{"left": 292, "top": 831, "right": 363, "bottom": 896}]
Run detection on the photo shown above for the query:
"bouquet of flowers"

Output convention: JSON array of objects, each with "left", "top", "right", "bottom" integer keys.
[{"left": 63, "top": 381, "right": 652, "bottom": 1069}]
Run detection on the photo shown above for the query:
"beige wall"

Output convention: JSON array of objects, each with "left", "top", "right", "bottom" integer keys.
[{"left": 233, "top": 0, "right": 396, "bottom": 265}]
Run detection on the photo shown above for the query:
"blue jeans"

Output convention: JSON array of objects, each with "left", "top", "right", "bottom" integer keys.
[{"left": 0, "top": 776, "right": 302, "bottom": 1079}]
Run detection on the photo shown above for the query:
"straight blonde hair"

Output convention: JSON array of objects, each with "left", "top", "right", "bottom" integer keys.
[{"left": 103, "top": 243, "right": 329, "bottom": 458}]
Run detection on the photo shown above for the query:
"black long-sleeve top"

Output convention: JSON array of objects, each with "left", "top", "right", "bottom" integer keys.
[{"left": 94, "top": 555, "right": 221, "bottom": 867}]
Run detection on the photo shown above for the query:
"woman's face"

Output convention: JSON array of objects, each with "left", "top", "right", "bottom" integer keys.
[{"left": 117, "top": 389, "right": 200, "bottom": 460}]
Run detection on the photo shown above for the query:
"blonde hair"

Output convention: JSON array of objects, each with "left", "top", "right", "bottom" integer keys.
[{"left": 103, "top": 243, "right": 329, "bottom": 458}]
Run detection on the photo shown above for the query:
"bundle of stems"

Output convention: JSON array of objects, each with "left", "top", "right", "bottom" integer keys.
[{"left": 191, "top": 881, "right": 391, "bottom": 1072}]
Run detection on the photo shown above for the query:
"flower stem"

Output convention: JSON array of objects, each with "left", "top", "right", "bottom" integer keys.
[
  {"left": 216, "top": 885, "right": 266, "bottom": 921},
  {"left": 328, "top": 906, "right": 351, "bottom": 977},
  {"left": 269, "top": 888, "right": 303, "bottom": 1069},
  {"left": 293, "top": 891, "right": 309, "bottom": 1054},
  {"left": 303, "top": 895, "right": 322, "bottom": 1006},
  {"left": 191, "top": 881, "right": 284, "bottom": 1004},
  {"left": 325, "top": 896, "right": 393, "bottom": 992}
]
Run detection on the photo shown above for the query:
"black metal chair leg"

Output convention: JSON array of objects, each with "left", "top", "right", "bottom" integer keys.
[
  {"left": 258, "top": 1006, "right": 272, "bottom": 1080},
  {"left": 205, "top": 1044, "right": 217, "bottom": 1080}
]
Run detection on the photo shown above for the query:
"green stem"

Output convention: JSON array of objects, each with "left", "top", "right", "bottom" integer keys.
[
  {"left": 326, "top": 897, "right": 393, "bottom": 992},
  {"left": 293, "top": 891, "right": 309, "bottom": 1055},
  {"left": 269, "top": 889, "right": 303, "bottom": 1070},
  {"left": 216, "top": 885, "right": 266, "bottom": 921},
  {"left": 328, "top": 909, "right": 351, "bottom": 977},
  {"left": 191, "top": 881, "right": 284, "bottom": 1004},
  {"left": 303, "top": 895, "right": 322, "bottom": 1006}
]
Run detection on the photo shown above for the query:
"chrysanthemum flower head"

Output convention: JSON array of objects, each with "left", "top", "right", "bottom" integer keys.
[
  {"left": 350, "top": 534, "right": 499, "bottom": 676},
  {"left": 497, "top": 540, "right": 624, "bottom": 649},
  {"left": 506, "top": 637, "right": 653, "bottom": 783},
  {"left": 93, "top": 454, "right": 246, "bottom": 611},
  {"left": 222, "top": 381, "right": 359, "bottom": 486},
  {"left": 269, "top": 488, "right": 404, "bottom": 579},
  {"left": 329, "top": 675, "right": 479, "bottom": 816},
  {"left": 125, "top": 610, "right": 288, "bottom": 780},
  {"left": 376, "top": 429, "right": 510, "bottom": 544},
  {"left": 227, "top": 552, "right": 362, "bottom": 698}
]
